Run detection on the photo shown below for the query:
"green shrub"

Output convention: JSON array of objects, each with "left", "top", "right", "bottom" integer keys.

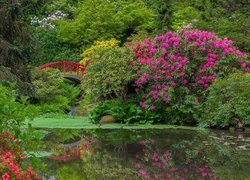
[
  {"left": 200, "top": 73, "right": 250, "bottom": 128},
  {"left": 32, "top": 68, "right": 81, "bottom": 113},
  {"left": 0, "top": 84, "right": 38, "bottom": 137},
  {"left": 82, "top": 46, "right": 135, "bottom": 100},
  {"left": 0, "top": 83, "right": 46, "bottom": 174},
  {"left": 90, "top": 99, "right": 164, "bottom": 124}
]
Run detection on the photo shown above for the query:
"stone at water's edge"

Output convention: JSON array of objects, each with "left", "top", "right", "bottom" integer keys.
[{"left": 99, "top": 115, "right": 115, "bottom": 124}]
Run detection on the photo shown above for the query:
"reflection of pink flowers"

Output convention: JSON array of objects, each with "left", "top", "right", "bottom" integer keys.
[
  {"left": 151, "top": 152, "right": 159, "bottom": 162},
  {"left": 139, "top": 139, "right": 147, "bottom": 145},
  {"left": 202, "top": 172, "right": 207, "bottom": 177},
  {"left": 172, "top": 167, "right": 178, "bottom": 172},
  {"left": 134, "top": 162, "right": 140, "bottom": 168},
  {"left": 150, "top": 139, "right": 155, "bottom": 145},
  {"left": 154, "top": 173, "right": 162, "bottom": 179},
  {"left": 138, "top": 169, "right": 150, "bottom": 179},
  {"left": 167, "top": 173, "right": 172, "bottom": 178},
  {"left": 163, "top": 151, "right": 171, "bottom": 158},
  {"left": 134, "top": 139, "right": 217, "bottom": 179}
]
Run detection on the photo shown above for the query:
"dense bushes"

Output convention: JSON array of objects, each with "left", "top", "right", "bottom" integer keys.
[
  {"left": 82, "top": 46, "right": 135, "bottom": 100},
  {"left": 26, "top": 0, "right": 250, "bottom": 128},
  {"left": 90, "top": 99, "right": 164, "bottom": 124},
  {"left": 0, "top": 84, "right": 42, "bottom": 176},
  {"left": 131, "top": 30, "right": 249, "bottom": 124},
  {"left": 200, "top": 73, "right": 250, "bottom": 128},
  {"left": 32, "top": 68, "right": 80, "bottom": 113},
  {"left": 86, "top": 30, "right": 249, "bottom": 126},
  {"left": 0, "top": 84, "right": 38, "bottom": 136},
  {"left": 0, "top": 131, "right": 40, "bottom": 180}
]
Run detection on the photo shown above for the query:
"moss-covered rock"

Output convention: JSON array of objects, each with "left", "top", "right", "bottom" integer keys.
[{"left": 99, "top": 115, "right": 115, "bottom": 124}]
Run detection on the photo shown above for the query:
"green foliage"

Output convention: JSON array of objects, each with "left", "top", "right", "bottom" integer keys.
[
  {"left": 32, "top": 68, "right": 81, "bottom": 113},
  {"left": 164, "top": 93, "right": 202, "bottom": 125},
  {"left": 82, "top": 46, "right": 135, "bottom": 100},
  {"left": 172, "top": 6, "right": 201, "bottom": 30},
  {"left": 55, "top": 0, "right": 156, "bottom": 47},
  {"left": 144, "top": 0, "right": 174, "bottom": 32},
  {"left": 0, "top": 83, "right": 44, "bottom": 171},
  {"left": 52, "top": 151, "right": 136, "bottom": 180},
  {"left": 0, "top": 83, "right": 38, "bottom": 137},
  {"left": 173, "top": 0, "right": 250, "bottom": 52},
  {"left": 32, "top": 29, "right": 81, "bottom": 66},
  {"left": 90, "top": 99, "right": 164, "bottom": 124},
  {"left": 200, "top": 73, "right": 250, "bottom": 128},
  {"left": 79, "top": 38, "right": 119, "bottom": 65}
]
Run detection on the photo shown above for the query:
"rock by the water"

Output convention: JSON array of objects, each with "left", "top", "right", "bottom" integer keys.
[{"left": 99, "top": 115, "right": 115, "bottom": 124}]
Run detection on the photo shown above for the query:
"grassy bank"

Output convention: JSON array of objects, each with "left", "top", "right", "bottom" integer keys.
[{"left": 30, "top": 113, "right": 204, "bottom": 130}]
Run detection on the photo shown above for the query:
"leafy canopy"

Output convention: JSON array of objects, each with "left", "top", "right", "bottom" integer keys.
[{"left": 56, "top": 0, "right": 156, "bottom": 48}]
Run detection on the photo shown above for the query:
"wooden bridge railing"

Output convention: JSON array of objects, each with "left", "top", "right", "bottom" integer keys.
[{"left": 36, "top": 61, "right": 87, "bottom": 79}]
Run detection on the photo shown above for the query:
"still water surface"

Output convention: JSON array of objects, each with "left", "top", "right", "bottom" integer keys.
[{"left": 40, "top": 128, "right": 250, "bottom": 180}]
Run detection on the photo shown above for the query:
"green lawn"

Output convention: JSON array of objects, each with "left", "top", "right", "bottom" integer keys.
[{"left": 29, "top": 113, "right": 204, "bottom": 130}]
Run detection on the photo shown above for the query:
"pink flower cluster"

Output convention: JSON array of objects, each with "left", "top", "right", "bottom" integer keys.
[
  {"left": 0, "top": 131, "right": 40, "bottom": 180},
  {"left": 132, "top": 30, "right": 249, "bottom": 108}
]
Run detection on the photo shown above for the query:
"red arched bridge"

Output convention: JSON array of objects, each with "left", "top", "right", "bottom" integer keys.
[{"left": 36, "top": 61, "right": 87, "bottom": 83}]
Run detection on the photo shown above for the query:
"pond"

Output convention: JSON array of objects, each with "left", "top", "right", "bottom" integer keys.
[{"left": 38, "top": 128, "right": 250, "bottom": 180}]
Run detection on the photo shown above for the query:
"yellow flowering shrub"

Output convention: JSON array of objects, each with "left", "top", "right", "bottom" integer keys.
[{"left": 80, "top": 39, "right": 120, "bottom": 65}]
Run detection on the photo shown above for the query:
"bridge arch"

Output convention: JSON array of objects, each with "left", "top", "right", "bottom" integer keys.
[{"left": 36, "top": 61, "right": 87, "bottom": 83}]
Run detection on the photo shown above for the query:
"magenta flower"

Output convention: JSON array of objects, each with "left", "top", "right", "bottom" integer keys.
[
  {"left": 132, "top": 29, "right": 249, "bottom": 110},
  {"left": 139, "top": 102, "right": 147, "bottom": 108},
  {"left": 150, "top": 106, "right": 155, "bottom": 111},
  {"left": 194, "top": 99, "right": 199, "bottom": 104}
]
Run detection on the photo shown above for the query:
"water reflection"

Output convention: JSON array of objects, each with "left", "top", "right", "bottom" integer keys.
[{"left": 41, "top": 128, "right": 250, "bottom": 179}]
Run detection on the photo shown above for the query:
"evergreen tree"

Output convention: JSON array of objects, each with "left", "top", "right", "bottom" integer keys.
[{"left": 0, "top": 0, "right": 43, "bottom": 81}]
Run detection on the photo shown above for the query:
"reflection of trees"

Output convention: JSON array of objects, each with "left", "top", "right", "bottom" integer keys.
[
  {"left": 79, "top": 150, "right": 137, "bottom": 179},
  {"left": 43, "top": 129, "right": 81, "bottom": 152},
  {"left": 85, "top": 129, "right": 159, "bottom": 154},
  {"left": 43, "top": 129, "right": 137, "bottom": 179},
  {"left": 42, "top": 128, "right": 249, "bottom": 179},
  {"left": 45, "top": 149, "right": 137, "bottom": 179}
]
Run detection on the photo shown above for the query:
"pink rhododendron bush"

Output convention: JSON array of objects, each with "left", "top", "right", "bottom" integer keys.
[
  {"left": 0, "top": 131, "right": 40, "bottom": 180},
  {"left": 132, "top": 29, "right": 249, "bottom": 124}
]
